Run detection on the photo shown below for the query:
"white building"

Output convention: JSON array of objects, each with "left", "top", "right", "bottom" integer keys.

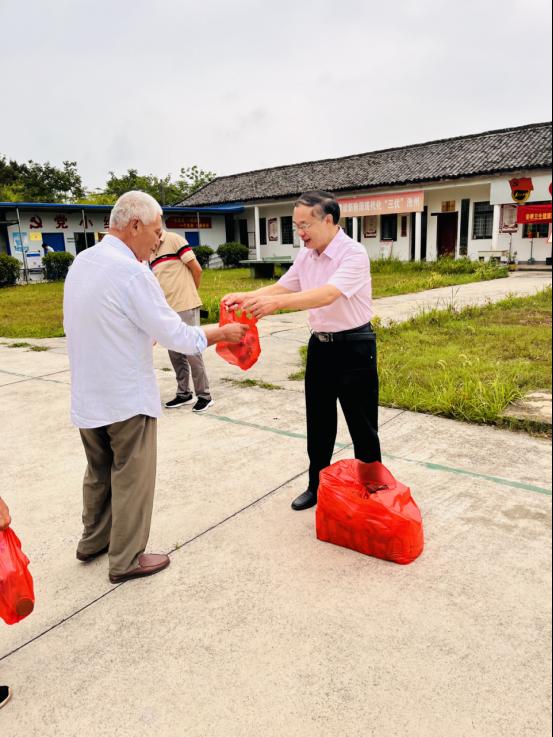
[
  {"left": 180, "top": 121, "right": 552, "bottom": 266},
  {"left": 0, "top": 202, "right": 240, "bottom": 271},
  {"left": 2, "top": 122, "right": 550, "bottom": 272}
]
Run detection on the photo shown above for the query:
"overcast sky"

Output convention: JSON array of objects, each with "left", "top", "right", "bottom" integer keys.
[{"left": 1, "top": 0, "right": 551, "bottom": 191}]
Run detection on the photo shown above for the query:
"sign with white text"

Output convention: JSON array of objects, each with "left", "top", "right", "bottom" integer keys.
[{"left": 339, "top": 191, "right": 424, "bottom": 217}]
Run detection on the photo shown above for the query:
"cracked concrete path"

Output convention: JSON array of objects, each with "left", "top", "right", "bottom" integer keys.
[{"left": 0, "top": 273, "right": 551, "bottom": 737}]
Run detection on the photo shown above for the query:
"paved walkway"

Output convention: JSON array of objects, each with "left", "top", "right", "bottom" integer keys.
[{"left": 0, "top": 273, "right": 551, "bottom": 737}]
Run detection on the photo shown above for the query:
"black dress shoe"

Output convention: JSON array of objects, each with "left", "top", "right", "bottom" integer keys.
[{"left": 291, "top": 490, "right": 317, "bottom": 511}]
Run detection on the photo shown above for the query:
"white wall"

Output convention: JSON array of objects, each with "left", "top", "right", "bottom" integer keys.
[
  {"left": 4, "top": 207, "right": 229, "bottom": 264},
  {"left": 6, "top": 208, "right": 110, "bottom": 263},
  {"left": 359, "top": 215, "right": 411, "bottom": 262},
  {"left": 489, "top": 172, "right": 552, "bottom": 263},
  {"left": 199, "top": 217, "right": 226, "bottom": 249},
  {"left": 233, "top": 203, "right": 299, "bottom": 258}
]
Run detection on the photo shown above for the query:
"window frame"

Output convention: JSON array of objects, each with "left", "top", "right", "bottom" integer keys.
[
  {"left": 472, "top": 201, "right": 494, "bottom": 240},
  {"left": 281, "top": 215, "right": 294, "bottom": 245},
  {"left": 380, "top": 214, "right": 398, "bottom": 241}
]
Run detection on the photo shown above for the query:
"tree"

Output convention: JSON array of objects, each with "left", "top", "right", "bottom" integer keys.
[
  {"left": 174, "top": 165, "right": 216, "bottom": 201},
  {"left": 0, "top": 155, "right": 85, "bottom": 202},
  {"left": 103, "top": 166, "right": 216, "bottom": 205}
]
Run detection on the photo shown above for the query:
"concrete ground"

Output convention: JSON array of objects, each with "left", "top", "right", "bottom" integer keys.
[{"left": 0, "top": 273, "right": 551, "bottom": 737}]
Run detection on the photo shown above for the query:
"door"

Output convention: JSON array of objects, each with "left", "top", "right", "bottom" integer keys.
[
  {"left": 74, "top": 232, "right": 95, "bottom": 254},
  {"left": 410, "top": 212, "right": 416, "bottom": 260},
  {"left": 184, "top": 231, "right": 200, "bottom": 247},
  {"left": 42, "top": 233, "right": 66, "bottom": 252},
  {"left": 238, "top": 219, "right": 249, "bottom": 247},
  {"left": 437, "top": 213, "right": 458, "bottom": 258}
]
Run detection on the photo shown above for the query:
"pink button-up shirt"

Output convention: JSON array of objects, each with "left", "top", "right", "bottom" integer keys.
[{"left": 278, "top": 229, "right": 373, "bottom": 332}]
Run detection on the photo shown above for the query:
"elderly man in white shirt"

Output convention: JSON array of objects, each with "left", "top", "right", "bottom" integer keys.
[{"left": 64, "top": 191, "right": 247, "bottom": 584}]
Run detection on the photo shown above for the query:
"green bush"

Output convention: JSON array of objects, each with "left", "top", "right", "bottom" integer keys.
[
  {"left": 371, "top": 256, "right": 507, "bottom": 277},
  {"left": 43, "top": 251, "right": 74, "bottom": 281},
  {"left": 194, "top": 245, "right": 214, "bottom": 269},
  {"left": 0, "top": 253, "right": 21, "bottom": 287},
  {"left": 217, "top": 242, "right": 249, "bottom": 268}
]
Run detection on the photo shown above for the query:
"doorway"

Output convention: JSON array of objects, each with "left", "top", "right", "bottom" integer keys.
[
  {"left": 238, "top": 219, "right": 249, "bottom": 247},
  {"left": 41, "top": 233, "right": 66, "bottom": 252},
  {"left": 74, "top": 232, "right": 95, "bottom": 254},
  {"left": 436, "top": 213, "right": 458, "bottom": 258}
]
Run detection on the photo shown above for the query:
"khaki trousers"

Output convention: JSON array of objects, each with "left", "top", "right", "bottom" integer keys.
[
  {"left": 77, "top": 415, "right": 157, "bottom": 577},
  {"left": 168, "top": 308, "right": 211, "bottom": 400}
]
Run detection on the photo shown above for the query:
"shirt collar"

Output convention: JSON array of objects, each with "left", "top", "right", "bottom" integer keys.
[
  {"left": 103, "top": 234, "right": 137, "bottom": 261},
  {"left": 309, "top": 228, "right": 346, "bottom": 260}
]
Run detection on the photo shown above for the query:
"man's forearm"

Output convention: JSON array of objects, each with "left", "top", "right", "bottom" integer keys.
[
  {"left": 275, "top": 285, "right": 341, "bottom": 312},
  {"left": 202, "top": 325, "right": 233, "bottom": 347},
  {"left": 253, "top": 284, "right": 292, "bottom": 298}
]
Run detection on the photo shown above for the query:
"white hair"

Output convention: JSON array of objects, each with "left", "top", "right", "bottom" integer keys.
[{"left": 109, "top": 191, "right": 162, "bottom": 229}]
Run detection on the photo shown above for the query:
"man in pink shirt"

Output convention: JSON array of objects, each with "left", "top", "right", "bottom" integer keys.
[{"left": 224, "top": 190, "right": 381, "bottom": 510}]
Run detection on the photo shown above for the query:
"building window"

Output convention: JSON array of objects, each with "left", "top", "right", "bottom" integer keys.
[
  {"left": 400, "top": 216, "right": 408, "bottom": 238},
  {"left": 523, "top": 223, "right": 550, "bottom": 239},
  {"left": 381, "top": 214, "right": 398, "bottom": 241},
  {"left": 260, "top": 218, "right": 267, "bottom": 246},
  {"left": 281, "top": 216, "right": 294, "bottom": 245},
  {"left": 472, "top": 202, "right": 494, "bottom": 240}
]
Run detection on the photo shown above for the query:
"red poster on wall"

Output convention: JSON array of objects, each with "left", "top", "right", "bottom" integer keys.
[
  {"left": 165, "top": 216, "right": 212, "bottom": 229},
  {"left": 516, "top": 205, "right": 552, "bottom": 224}
]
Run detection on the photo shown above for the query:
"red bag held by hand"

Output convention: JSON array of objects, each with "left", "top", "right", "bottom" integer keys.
[
  {"left": 316, "top": 460, "right": 424, "bottom": 565},
  {"left": 216, "top": 301, "right": 261, "bottom": 371},
  {"left": 0, "top": 527, "right": 35, "bottom": 625}
]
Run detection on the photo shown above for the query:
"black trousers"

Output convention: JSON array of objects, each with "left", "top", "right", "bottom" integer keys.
[{"left": 305, "top": 333, "right": 382, "bottom": 493}]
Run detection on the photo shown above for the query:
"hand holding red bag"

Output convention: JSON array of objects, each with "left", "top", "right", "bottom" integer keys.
[
  {"left": 0, "top": 528, "right": 35, "bottom": 625},
  {"left": 216, "top": 301, "right": 261, "bottom": 371}
]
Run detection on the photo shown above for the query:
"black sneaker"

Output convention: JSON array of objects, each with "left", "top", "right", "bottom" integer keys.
[
  {"left": 0, "top": 686, "right": 12, "bottom": 709},
  {"left": 164, "top": 393, "right": 194, "bottom": 409},
  {"left": 192, "top": 397, "right": 214, "bottom": 413}
]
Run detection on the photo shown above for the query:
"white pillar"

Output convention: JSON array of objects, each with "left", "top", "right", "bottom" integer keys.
[
  {"left": 352, "top": 216, "right": 359, "bottom": 243},
  {"left": 492, "top": 204, "right": 501, "bottom": 250},
  {"left": 254, "top": 206, "right": 261, "bottom": 260},
  {"left": 414, "top": 211, "right": 422, "bottom": 261}
]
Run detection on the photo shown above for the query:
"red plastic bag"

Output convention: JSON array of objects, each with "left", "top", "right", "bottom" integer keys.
[
  {"left": 316, "top": 460, "right": 424, "bottom": 565},
  {"left": 0, "top": 528, "right": 35, "bottom": 625},
  {"left": 216, "top": 301, "right": 261, "bottom": 371}
]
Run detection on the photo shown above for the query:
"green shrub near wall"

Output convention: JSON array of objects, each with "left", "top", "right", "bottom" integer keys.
[
  {"left": 194, "top": 246, "right": 214, "bottom": 268},
  {"left": 43, "top": 252, "right": 75, "bottom": 281},
  {"left": 0, "top": 254, "right": 21, "bottom": 287},
  {"left": 217, "top": 242, "right": 249, "bottom": 268}
]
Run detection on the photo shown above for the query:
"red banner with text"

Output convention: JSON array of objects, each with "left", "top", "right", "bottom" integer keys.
[{"left": 516, "top": 205, "right": 552, "bottom": 225}]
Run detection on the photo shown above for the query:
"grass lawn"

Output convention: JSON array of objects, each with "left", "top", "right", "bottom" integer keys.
[
  {"left": 291, "top": 289, "right": 552, "bottom": 431},
  {"left": 0, "top": 260, "right": 508, "bottom": 339}
]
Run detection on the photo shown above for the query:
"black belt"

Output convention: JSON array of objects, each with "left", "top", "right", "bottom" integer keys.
[{"left": 312, "top": 322, "right": 375, "bottom": 343}]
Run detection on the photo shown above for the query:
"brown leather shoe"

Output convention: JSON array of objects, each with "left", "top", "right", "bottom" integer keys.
[
  {"left": 109, "top": 553, "right": 170, "bottom": 584},
  {"left": 76, "top": 545, "right": 109, "bottom": 562}
]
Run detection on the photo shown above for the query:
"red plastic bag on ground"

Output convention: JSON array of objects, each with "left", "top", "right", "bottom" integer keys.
[
  {"left": 316, "top": 460, "right": 424, "bottom": 565},
  {"left": 0, "top": 527, "right": 35, "bottom": 625},
  {"left": 216, "top": 301, "right": 261, "bottom": 371}
]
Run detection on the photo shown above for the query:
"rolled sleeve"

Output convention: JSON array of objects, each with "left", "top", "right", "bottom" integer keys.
[
  {"left": 328, "top": 252, "right": 371, "bottom": 299},
  {"left": 124, "top": 269, "right": 207, "bottom": 354}
]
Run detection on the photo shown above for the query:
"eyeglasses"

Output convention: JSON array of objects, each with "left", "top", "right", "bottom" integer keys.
[{"left": 292, "top": 221, "right": 319, "bottom": 233}]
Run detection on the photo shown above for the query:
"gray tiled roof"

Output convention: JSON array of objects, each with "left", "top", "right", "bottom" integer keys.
[{"left": 181, "top": 122, "right": 552, "bottom": 206}]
